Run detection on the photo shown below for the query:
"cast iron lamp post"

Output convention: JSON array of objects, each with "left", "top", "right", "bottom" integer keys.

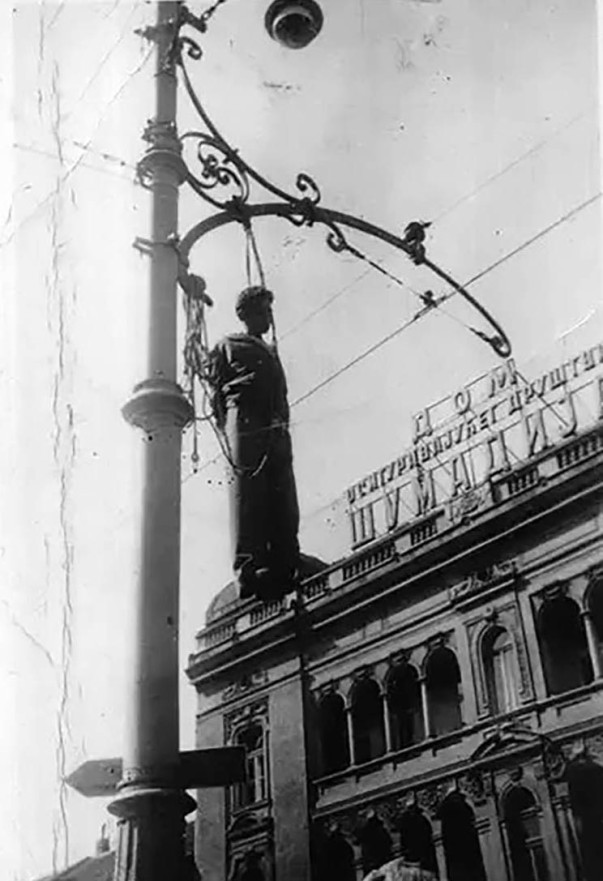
[{"left": 68, "top": 2, "right": 512, "bottom": 879}]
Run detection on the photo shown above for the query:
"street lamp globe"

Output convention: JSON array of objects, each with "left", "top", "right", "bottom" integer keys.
[{"left": 264, "top": 0, "right": 324, "bottom": 49}]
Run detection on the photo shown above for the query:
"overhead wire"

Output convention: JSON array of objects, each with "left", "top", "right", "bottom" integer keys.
[
  {"left": 0, "top": 41, "right": 154, "bottom": 249},
  {"left": 429, "top": 105, "right": 596, "bottom": 228},
  {"left": 4, "top": 0, "right": 148, "bottom": 245},
  {"left": 461, "top": 192, "right": 601, "bottom": 290},
  {"left": 183, "top": 193, "right": 600, "bottom": 481},
  {"left": 65, "top": 1, "right": 144, "bottom": 123},
  {"left": 46, "top": 3, "right": 66, "bottom": 33},
  {"left": 279, "top": 266, "right": 372, "bottom": 341},
  {"left": 277, "top": 106, "right": 598, "bottom": 350},
  {"left": 290, "top": 191, "right": 601, "bottom": 408},
  {"left": 13, "top": 141, "right": 138, "bottom": 183},
  {"left": 69, "top": 139, "right": 137, "bottom": 171}
]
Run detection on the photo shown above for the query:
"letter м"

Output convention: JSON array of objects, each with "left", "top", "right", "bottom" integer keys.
[
  {"left": 412, "top": 470, "right": 437, "bottom": 516},
  {"left": 489, "top": 358, "right": 517, "bottom": 397}
]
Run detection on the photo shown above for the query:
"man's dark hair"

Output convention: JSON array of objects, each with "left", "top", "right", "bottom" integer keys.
[{"left": 235, "top": 285, "right": 274, "bottom": 319}]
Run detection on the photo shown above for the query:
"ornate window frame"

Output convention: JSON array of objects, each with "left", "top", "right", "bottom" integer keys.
[{"left": 467, "top": 601, "right": 533, "bottom": 718}]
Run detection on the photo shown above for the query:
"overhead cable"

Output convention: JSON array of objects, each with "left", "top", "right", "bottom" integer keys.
[{"left": 292, "top": 192, "right": 602, "bottom": 408}]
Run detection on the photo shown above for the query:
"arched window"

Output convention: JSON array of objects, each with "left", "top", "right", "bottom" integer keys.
[
  {"left": 398, "top": 806, "right": 438, "bottom": 874},
  {"left": 318, "top": 692, "right": 350, "bottom": 775},
  {"left": 232, "top": 722, "right": 267, "bottom": 810},
  {"left": 313, "top": 829, "right": 356, "bottom": 881},
  {"left": 359, "top": 816, "right": 393, "bottom": 874},
  {"left": 567, "top": 755, "right": 603, "bottom": 881},
  {"left": 503, "top": 786, "right": 548, "bottom": 881},
  {"left": 440, "top": 792, "right": 486, "bottom": 881},
  {"left": 425, "top": 647, "right": 462, "bottom": 737},
  {"left": 387, "top": 663, "right": 424, "bottom": 750},
  {"left": 482, "top": 626, "right": 520, "bottom": 715},
  {"left": 537, "top": 596, "right": 592, "bottom": 695},
  {"left": 351, "top": 678, "right": 386, "bottom": 764}
]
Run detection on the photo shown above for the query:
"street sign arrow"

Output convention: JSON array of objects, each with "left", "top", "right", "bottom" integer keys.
[
  {"left": 66, "top": 757, "right": 123, "bottom": 798},
  {"left": 66, "top": 747, "right": 247, "bottom": 798}
]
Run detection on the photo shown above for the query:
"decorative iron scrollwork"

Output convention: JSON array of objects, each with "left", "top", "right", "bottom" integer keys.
[
  {"left": 181, "top": 133, "right": 250, "bottom": 206},
  {"left": 177, "top": 34, "right": 203, "bottom": 61},
  {"left": 325, "top": 223, "right": 348, "bottom": 253},
  {"left": 296, "top": 172, "right": 321, "bottom": 205},
  {"left": 171, "top": 4, "right": 514, "bottom": 361}
]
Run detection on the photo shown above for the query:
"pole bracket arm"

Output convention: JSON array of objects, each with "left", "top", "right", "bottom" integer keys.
[{"left": 171, "top": 14, "right": 513, "bottom": 360}]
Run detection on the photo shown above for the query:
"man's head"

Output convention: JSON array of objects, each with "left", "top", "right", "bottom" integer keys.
[{"left": 235, "top": 286, "right": 274, "bottom": 337}]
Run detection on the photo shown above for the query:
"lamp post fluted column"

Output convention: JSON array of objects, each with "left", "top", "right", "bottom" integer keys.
[{"left": 108, "top": 2, "right": 195, "bottom": 878}]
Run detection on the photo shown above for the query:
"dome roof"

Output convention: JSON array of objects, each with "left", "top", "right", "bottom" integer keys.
[
  {"left": 205, "top": 580, "right": 241, "bottom": 624},
  {"left": 204, "top": 552, "right": 329, "bottom": 625}
]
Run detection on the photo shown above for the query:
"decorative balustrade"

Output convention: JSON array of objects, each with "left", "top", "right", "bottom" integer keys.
[
  {"left": 342, "top": 541, "right": 397, "bottom": 582},
  {"left": 303, "top": 573, "right": 330, "bottom": 600},
  {"left": 249, "top": 598, "right": 285, "bottom": 626},
  {"left": 201, "top": 620, "right": 237, "bottom": 649},
  {"left": 195, "top": 426, "right": 603, "bottom": 655},
  {"left": 409, "top": 516, "right": 438, "bottom": 547},
  {"left": 556, "top": 431, "right": 603, "bottom": 470},
  {"left": 502, "top": 466, "right": 539, "bottom": 498}
]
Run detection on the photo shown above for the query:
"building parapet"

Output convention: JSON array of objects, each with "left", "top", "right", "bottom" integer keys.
[{"left": 190, "top": 424, "right": 603, "bottom": 668}]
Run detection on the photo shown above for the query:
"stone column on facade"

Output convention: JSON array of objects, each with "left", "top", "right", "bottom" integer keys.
[
  {"left": 581, "top": 610, "right": 602, "bottom": 679},
  {"left": 518, "top": 590, "right": 548, "bottom": 700},
  {"left": 474, "top": 815, "right": 495, "bottom": 880},
  {"left": 382, "top": 691, "right": 392, "bottom": 754},
  {"left": 551, "top": 790, "right": 580, "bottom": 881},
  {"left": 478, "top": 799, "right": 509, "bottom": 881},
  {"left": 352, "top": 841, "right": 363, "bottom": 881},
  {"left": 269, "top": 674, "right": 312, "bottom": 881},
  {"left": 346, "top": 706, "right": 356, "bottom": 765},
  {"left": 420, "top": 677, "right": 430, "bottom": 738},
  {"left": 454, "top": 622, "right": 478, "bottom": 725},
  {"left": 536, "top": 773, "right": 568, "bottom": 881},
  {"left": 432, "top": 828, "right": 447, "bottom": 880},
  {"left": 195, "top": 712, "right": 228, "bottom": 881}
]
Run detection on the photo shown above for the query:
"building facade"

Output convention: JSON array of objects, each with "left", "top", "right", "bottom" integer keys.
[{"left": 187, "top": 348, "right": 603, "bottom": 881}]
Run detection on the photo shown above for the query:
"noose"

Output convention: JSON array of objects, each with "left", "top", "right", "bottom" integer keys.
[
  {"left": 179, "top": 219, "right": 277, "bottom": 476},
  {"left": 244, "top": 219, "right": 281, "bottom": 349}
]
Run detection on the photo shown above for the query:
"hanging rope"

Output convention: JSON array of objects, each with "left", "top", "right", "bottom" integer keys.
[
  {"left": 244, "top": 218, "right": 278, "bottom": 347},
  {"left": 179, "top": 224, "right": 277, "bottom": 477},
  {"left": 244, "top": 219, "right": 267, "bottom": 288},
  {"left": 180, "top": 270, "right": 212, "bottom": 472}
]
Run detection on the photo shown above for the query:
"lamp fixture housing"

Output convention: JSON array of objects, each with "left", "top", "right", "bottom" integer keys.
[{"left": 264, "top": 0, "right": 324, "bottom": 49}]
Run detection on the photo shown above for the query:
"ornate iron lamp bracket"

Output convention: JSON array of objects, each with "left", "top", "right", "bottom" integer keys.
[{"left": 172, "top": 10, "right": 512, "bottom": 359}]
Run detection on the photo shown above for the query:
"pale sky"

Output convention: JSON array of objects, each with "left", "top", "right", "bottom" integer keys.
[{"left": 1, "top": 0, "right": 601, "bottom": 878}]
